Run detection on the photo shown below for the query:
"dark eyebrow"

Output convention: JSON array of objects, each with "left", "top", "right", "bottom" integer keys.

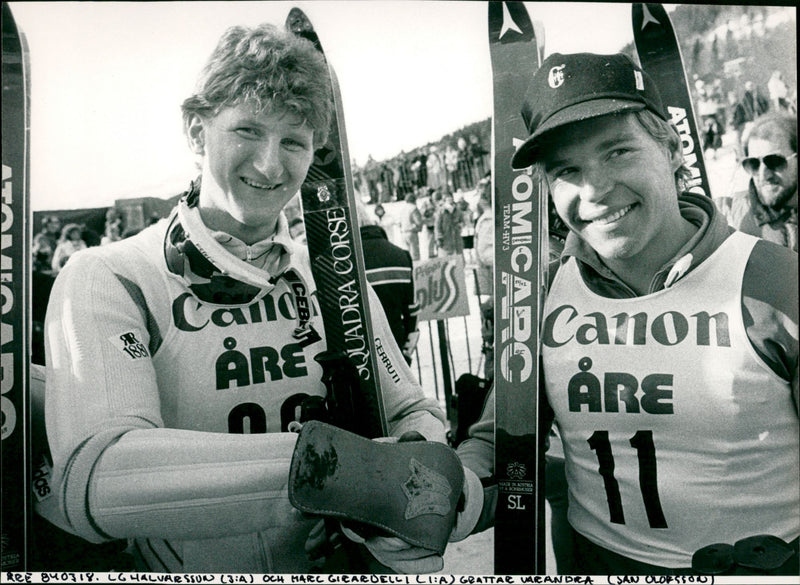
[
  {"left": 596, "top": 132, "right": 639, "bottom": 151},
  {"left": 544, "top": 132, "right": 639, "bottom": 170},
  {"left": 232, "top": 115, "right": 310, "bottom": 137}
]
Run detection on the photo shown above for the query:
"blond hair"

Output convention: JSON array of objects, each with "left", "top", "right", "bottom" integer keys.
[{"left": 182, "top": 23, "right": 333, "bottom": 147}]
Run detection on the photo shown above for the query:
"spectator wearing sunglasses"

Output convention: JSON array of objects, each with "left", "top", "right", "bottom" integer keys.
[{"left": 717, "top": 113, "right": 797, "bottom": 251}]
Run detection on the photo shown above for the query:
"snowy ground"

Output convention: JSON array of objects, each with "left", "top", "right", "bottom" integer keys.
[{"left": 703, "top": 133, "right": 750, "bottom": 200}]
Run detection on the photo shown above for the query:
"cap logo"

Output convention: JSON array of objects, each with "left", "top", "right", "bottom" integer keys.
[
  {"left": 548, "top": 64, "right": 566, "bottom": 89},
  {"left": 634, "top": 70, "right": 645, "bottom": 91}
]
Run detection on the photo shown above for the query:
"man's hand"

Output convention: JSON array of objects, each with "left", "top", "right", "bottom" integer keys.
[
  {"left": 338, "top": 430, "right": 442, "bottom": 573},
  {"left": 340, "top": 465, "right": 485, "bottom": 573},
  {"left": 289, "top": 421, "right": 466, "bottom": 571},
  {"left": 448, "top": 466, "right": 484, "bottom": 543},
  {"left": 341, "top": 525, "right": 443, "bottom": 573},
  {"left": 401, "top": 332, "right": 420, "bottom": 365}
]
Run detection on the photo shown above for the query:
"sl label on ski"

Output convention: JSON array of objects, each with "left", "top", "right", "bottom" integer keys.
[
  {"left": 488, "top": 1, "right": 545, "bottom": 574},
  {"left": 286, "top": 8, "right": 387, "bottom": 439},
  {"left": 633, "top": 3, "right": 710, "bottom": 198},
  {"left": 2, "top": 1, "right": 32, "bottom": 571}
]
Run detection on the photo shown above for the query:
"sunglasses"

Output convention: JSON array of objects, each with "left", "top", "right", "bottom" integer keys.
[{"left": 741, "top": 152, "right": 797, "bottom": 175}]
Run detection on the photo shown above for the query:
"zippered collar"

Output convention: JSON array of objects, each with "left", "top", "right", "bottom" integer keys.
[{"left": 559, "top": 192, "right": 734, "bottom": 298}]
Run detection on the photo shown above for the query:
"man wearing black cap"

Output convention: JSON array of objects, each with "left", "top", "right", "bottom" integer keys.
[{"left": 454, "top": 53, "right": 799, "bottom": 575}]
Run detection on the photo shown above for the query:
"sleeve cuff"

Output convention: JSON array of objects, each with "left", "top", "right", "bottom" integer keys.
[{"left": 448, "top": 466, "right": 483, "bottom": 542}]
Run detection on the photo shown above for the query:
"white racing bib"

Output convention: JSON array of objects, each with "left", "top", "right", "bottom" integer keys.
[{"left": 543, "top": 232, "right": 799, "bottom": 567}]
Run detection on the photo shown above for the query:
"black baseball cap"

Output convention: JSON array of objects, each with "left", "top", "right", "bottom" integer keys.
[{"left": 511, "top": 52, "right": 668, "bottom": 169}]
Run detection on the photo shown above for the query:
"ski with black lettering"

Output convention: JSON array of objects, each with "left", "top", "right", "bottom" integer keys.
[
  {"left": 488, "top": 1, "right": 546, "bottom": 574},
  {"left": 285, "top": 8, "right": 387, "bottom": 440},
  {"left": 633, "top": 3, "right": 711, "bottom": 197},
  {"left": 2, "top": 2, "right": 32, "bottom": 571}
]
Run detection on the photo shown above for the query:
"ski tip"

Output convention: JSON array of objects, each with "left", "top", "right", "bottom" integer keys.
[
  {"left": 3, "top": 2, "right": 19, "bottom": 36},
  {"left": 632, "top": 4, "right": 645, "bottom": 36},
  {"left": 286, "top": 6, "right": 324, "bottom": 53},
  {"left": 488, "top": 1, "right": 535, "bottom": 45},
  {"left": 633, "top": 3, "right": 672, "bottom": 38},
  {"left": 286, "top": 7, "right": 314, "bottom": 34}
]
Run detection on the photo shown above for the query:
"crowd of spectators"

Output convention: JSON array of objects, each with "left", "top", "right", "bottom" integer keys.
[
  {"left": 30, "top": 206, "right": 165, "bottom": 364},
  {"left": 353, "top": 130, "right": 489, "bottom": 205},
  {"left": 686, "top": 73, "right": 797, "bottom": 252},
  {"left": 371, "top": 180, "right": 487, "bottom": 266},
  {"left": 692, "top": 73, "right": 796, "bottom": 161}
]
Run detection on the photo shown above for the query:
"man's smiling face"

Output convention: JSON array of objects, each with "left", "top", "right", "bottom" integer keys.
[
  {"left": 189, "top": 102, "right": 315, "bottom": 241},
  {"left": 542, "top": 113, "right": 684, "bottom": 266}
]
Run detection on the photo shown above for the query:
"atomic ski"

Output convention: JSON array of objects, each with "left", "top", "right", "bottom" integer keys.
[
  {"left": 2, "top": 2, "right": 32, "bottom": 571},
  {"left": 488, "top": 1, "right": 546, "bottom": 574},
  {"left": 633, "top": 3, "right": 711, "bottom": 198},
  {"left": 285, "top": 8, "right": 387, "bottom": 440}
]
